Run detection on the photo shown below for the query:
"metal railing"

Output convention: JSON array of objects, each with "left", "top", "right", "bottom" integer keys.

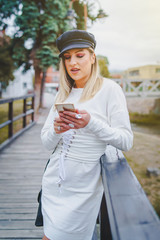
[
  {"left": 0, "top": 94, "right": 35, "bottom": 151},
  {"left": 97, "top": 153, "right": 160, "bottom": 240},
  {"left": 114, "top": 79, "right": 160, "bottom": 97}
]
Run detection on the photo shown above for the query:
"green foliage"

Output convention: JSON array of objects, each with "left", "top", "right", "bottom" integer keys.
[
  {"left": 73, "top": 0, "right": 108, "bottom": 30},
  {"left": 0, "top": 0, "right": 108, "bottom": 107},
  {"left": 97, "top": 55, "right": 109, "bottom": 65},
  {"left": 0, "top": 0, "right": 20, "bottom": 28},
  {"left": 97, "top": 55, "right": 110, "bottom": 78},
  {"left": 73, "top": 1, "right": 85, "bottom": 30},
  {"left": 36, "top": 46, "right": 59, "bottom": 70},
  {"left": 0, "top": 33, "right": 15, "bottom": 89},
  {"left": 0, "top": 0, "right": 71, "bottom": 72},
  {"left": 0, "top": 0, "right": 108, "bottom": 73}
]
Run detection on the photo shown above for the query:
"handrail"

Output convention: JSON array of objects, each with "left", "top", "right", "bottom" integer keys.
[
  {"left": 0, "top": 94, "right": 34, "bottom": 104},
  {"left": 0, "top": 94, "right": 35, "bottom": 151},
  {"left": 113, "top": 79, "right": 160, "bottom": 97},
  {"left": 99, "top": 152, "right": 160, "bottom": 240}
]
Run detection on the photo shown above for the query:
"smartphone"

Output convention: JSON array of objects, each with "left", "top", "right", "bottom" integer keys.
[{"left": 55, "top": 103, "right": 75, "bottom": 113}]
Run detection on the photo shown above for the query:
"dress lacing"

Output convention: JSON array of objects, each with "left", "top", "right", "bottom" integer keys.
[{"left": 56, "top": 129, "right": 76, "bottom": 188}]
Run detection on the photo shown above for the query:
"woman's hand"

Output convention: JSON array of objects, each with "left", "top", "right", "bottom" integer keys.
[
  {"left": 59, "top": 109, "right": 90, "bottom": 130},
  {"left": 54, "top": 116, "right": 70, "bottom": 134}
]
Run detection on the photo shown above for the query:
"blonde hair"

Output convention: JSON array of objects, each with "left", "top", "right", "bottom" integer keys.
[{"left": 54, "top": 48, "right": 103, "bottom": 105}]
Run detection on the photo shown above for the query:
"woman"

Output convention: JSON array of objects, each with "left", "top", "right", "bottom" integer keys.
[{"left": 41, "top": 30, "right": 133, "bottom": 240}]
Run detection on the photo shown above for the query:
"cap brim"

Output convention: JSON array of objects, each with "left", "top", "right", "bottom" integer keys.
[{"left": 59, "top": 43, "right": 91, "bottom": 57}]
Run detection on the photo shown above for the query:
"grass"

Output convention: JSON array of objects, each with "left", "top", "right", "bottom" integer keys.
[
  {"left": 129, "top": 112, "right": 160, "bottom": 125},
  {"left": 0, "top": 98, "right": 32, "bottom": 144}
]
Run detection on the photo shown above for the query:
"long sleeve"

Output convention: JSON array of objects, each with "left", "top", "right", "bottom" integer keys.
[
  {"left": 41, "top": 105, "right": 62, "bottom": 151},
  {"left": 84, "top": 82, "right": 133, "bottom": 151}
]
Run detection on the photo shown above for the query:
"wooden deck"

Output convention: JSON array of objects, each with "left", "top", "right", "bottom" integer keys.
[{"left": 0, "top": 122, "right": 50, "bottom": 239}]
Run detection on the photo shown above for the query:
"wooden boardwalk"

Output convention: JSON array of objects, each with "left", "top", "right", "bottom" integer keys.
[{"left": 0, "top": 118, "right": 50, "bottom": 239}]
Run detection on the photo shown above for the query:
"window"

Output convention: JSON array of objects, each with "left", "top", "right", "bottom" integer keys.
[
  {"left": 23, "top": 82, "right": 27, "bottom": 88},
  {"left": 156, "top": 68, "right": 160, "bottom": 73},
  {"left": 129, "top": 70, "right": 139, "bottom": 76},
  {"left": 53, "top": 76, "right": 59, "bottom": 82}
]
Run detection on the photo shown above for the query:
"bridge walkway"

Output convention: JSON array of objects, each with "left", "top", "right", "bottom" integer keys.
[{"left": 0, "top": 107, "right": 50, "bottom": 239}]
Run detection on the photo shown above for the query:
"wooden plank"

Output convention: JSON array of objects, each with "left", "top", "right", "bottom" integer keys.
[
  {"left": 0, "top": 189, "right": 40, "bottom": 194},
  {"left": 111, "top": 194, "right": 157, "bottom": 227},
  {"left": 0, "top": 193, "right": 38, "bottom": 199},
  {"left": 0, "top": 203, "right": 38, "bottom": 208},
  {"left": 0, "top": 199, "right": 37, "bottom": 204},
  {"left": 0, "top": 174, "right": 42, "bottom": 179},
  {"left": 0, "top": 124, "right": 48, "bottom": 239},
  {"left": 0, "top": 220, "right": 40, "bottom": 229},
  {"left": 0, "top": 239, "right": 42, "bottom": 240},
  {"left": 0, "top": 213, "right": 37, "bottom": 220},
  {"left": 119, "top": 222, "right": 160, "bottom": 240},
  {"left": 0, "top": 229, "right": 43, "bottom": 238},
  {"left": 0, "top": 185, "right": 40, "bottom": 190},
  {"left": 0, "top": 208, "right": 37, "bottom": 214},
  {"left": 0, "top": 179, "right": 41, "bottom": 184}
]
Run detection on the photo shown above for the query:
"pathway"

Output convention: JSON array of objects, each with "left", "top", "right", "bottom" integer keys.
[{"left": 0, "top": 93, "right": 55, "bottom": 239}]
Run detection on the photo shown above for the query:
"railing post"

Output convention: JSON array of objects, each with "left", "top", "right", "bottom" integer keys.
[
  {"left": 23, "top": 98, "right": 26, "bottom": 128},
  {"left": 31, "top": 95, "right": 34, "bottom": 122},
  {"left": 8, "top": 101, "right": 13, "bottom": 138},
  {"left": 122, "top": 79, "right": 126, "bottom": 93},
  {"left": 0, "top": 94, "right": 36, "bottom": 151}
]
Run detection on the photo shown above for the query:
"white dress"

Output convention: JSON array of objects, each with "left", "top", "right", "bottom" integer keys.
[{"left": 41, "top": 78, "right": 133, "bottom": 240}]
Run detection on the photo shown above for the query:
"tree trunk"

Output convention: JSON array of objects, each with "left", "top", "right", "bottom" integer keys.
[
  {"left": 34, "top": 67, "right": 42, "bottom": 113},
  {"left": 0, "top": 82, "right": 2, "bottom": 98},
  {"left": 40, "top": 71, "right": 46, "bottom": 108}
]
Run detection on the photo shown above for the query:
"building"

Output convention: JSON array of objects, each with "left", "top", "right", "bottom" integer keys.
[
  {"left": 122, "top": 64, "right": 160, "bottom": 80},
  {"left": 44, "top": 66, "right": 59, "bottom": 93},
  {"left": 2, "top": 67, "right": 34, "bottom": 98}
]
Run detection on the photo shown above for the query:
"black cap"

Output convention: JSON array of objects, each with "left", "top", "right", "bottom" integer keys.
[{"left": 56, "top": 30, "right": 96, "bottom": 57}]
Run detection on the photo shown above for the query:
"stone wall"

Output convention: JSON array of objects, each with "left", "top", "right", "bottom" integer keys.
[{"left": 126, "top": 97, "right": 160, "bottom": 115}]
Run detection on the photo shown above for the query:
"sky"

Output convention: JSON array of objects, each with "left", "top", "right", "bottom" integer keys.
[{"left": 89, "top": 0, "right": 160, "bottom": 72}]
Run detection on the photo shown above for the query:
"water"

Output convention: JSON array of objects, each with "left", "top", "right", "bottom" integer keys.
[{"left": 131, "top": 123, "right": 160, "bottom": 136}]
